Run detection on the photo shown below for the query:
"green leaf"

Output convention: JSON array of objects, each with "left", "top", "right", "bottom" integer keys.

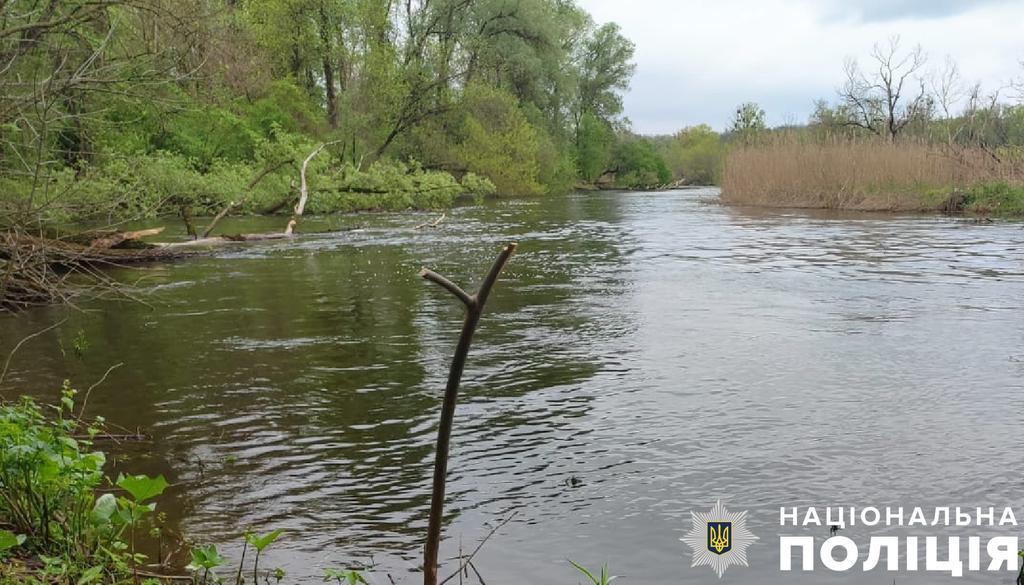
[
  {"left": 92, "top": 493, "right": 117, "bottom": 523},
  {"left": 0, "top": 530, "right": 25, "bottom": 553},
  {"left": 245, "top": 529, "right": 284, "bottom": 552},
  {"left": 188, "top": 544, "right": 225, "bottom": 570},
  {"left": 568, "top": 561, "right": 615, "bottom": 585},
  {"left": 323, "top": 569, "right": 368, "bottom": 584},
  {"left": 77, "top": 566, "right": 104, "bottom": 585},
  {"left": 116, "top": 474, "right": 168, "bottom": 502}
]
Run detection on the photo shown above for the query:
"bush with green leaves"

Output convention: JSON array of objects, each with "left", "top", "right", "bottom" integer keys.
[
  {"left": 307, "top": 160, "right": 486, "bottom": 213},
  {"left": 0, "top": 384, "right": 170, "bottom": 584},
  {"left": 452, "top": 85, "right": 547, "bottom": 197},
  {"left": 0, "top": 382, "right": 105, "bottom": 552},
  {"left": 962, "top": 182, "right": 1024, "bottom": 216},
  {"left": 665, "top": 125, "right": 724, "bottom": 185},
  {"left": 576, "top": 113, "right": 615, "bottom": 183}
]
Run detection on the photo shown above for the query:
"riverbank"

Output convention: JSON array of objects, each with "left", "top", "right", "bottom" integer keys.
[{"left": 720, "top": 141, "right": 1024, "bottom": 216}]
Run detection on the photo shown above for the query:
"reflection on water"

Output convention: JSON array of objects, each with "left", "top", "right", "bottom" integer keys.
[{"left": 2, "top": 189, "right": 1023, "bottom": 584}]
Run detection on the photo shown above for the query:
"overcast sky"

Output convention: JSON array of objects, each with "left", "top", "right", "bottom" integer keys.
[{"left": 577, "top": 0, "right": 1024, "bottom": 134}]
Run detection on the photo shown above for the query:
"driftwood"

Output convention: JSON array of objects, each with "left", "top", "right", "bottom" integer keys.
[
  {"left": 156, "top": 232, "right": 293, "bottom": 248},
  {"left": 88, "top": 227, "right": 165, "bottom": 250},
  {"left": 415, "top": 213, "right": 446, "bottom": 229},
  {"left": 285, "top": 141, "right": 341, "bottom": 235},
  {"left": 3, "top": 232, "right": 194, "bottom": 264},
  {"left": 1, "top": 145, "right": 375, "bottom": 311},
  {"left": 419, "top": 243, "right": 517, "bottom": 585}
]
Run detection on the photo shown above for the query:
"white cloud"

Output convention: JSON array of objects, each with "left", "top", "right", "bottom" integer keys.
[{"left": 577, "top": 0, "right": 1024, "bottom": 133}]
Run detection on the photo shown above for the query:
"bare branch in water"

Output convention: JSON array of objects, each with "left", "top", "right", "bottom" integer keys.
[
  {"left": 420, "top": 243, "right": 517, "bottom": 585},
  {"left": 0, "top": 316, "right": 68, "bottom": 385},
  {"left": 438, "top": 512, "right": 518, "bottom": 585}
]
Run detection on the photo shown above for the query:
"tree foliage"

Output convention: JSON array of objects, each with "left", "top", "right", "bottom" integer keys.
[
  {"left": 729, "top": 102, "right": 767, "bottom": 140},
  {"left": 576, "top": 112, "right": 615, "bottom": 182},
  {"left": 612, "top": 139, "right": 670, "bottom": 188},
  {"left": 666, "top": 125, "right": 724, "bottom": 185},
  {"left": 0, "top": 0, "right": 641, "bottom": 223}
]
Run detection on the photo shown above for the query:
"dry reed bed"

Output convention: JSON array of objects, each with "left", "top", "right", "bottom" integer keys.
[{"left": 721, "top": 140, "right": 1024, "bottom": 211}]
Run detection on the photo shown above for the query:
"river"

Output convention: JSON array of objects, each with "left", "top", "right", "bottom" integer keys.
[{"left": 2, "top": 188, "right": 1023, "bottom": 584}]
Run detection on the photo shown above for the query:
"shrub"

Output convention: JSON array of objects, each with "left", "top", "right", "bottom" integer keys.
[
  {"left": 576, "top": 113, "right": 615, "bottom": 183},
  {"left": 160, "top": 107, "right": 260, "bottom": 169},
  {"left": 0, "top": 385, "right": 170, "bottom": 583},
  {"left": 0, "top": 383, "right": 105, "bottom": 552},
  {"left": 668, "top": 125, "right": 724, "bottom": 185},
  {"left": 307, "top": 160, "right": 480, "bottom": 212}
]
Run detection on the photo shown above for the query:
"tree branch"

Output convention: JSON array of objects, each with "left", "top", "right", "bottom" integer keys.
[{"left": 420, "top": 242, "right": 517, "bottom": 585}]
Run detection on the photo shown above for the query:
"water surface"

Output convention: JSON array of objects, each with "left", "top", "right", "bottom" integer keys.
[{"left": 2, "top": 189, "right": 1023, "bottom": 584}]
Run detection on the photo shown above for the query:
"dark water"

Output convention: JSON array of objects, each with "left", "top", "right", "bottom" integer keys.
[{"left": 2, "top": 189, "right": 1024, "bottom": 584}]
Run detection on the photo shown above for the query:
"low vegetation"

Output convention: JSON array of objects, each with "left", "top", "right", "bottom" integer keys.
[
  {"left": 0, "top": 383, "right": 170, "bottom": 583},
  {"left": 0, "top": 384, "right": 373, "bottom": 584}
]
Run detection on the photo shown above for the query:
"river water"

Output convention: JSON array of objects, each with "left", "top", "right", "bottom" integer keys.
[{"left": 2, "top": 188, "right": 1023, "bottom": 584}]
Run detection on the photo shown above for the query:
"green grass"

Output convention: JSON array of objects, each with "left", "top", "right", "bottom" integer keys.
[{"left": 961, "top": 182, "right": 1024, "bottom": 216}]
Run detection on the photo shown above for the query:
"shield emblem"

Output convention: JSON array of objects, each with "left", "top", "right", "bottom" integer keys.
[{"left": 707, "top": 521, "right": 732, "bottom": 555}]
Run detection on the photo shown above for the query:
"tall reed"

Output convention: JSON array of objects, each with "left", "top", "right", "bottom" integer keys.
[{"left": 721, "top": 136, "right": 1024, "bottom": 212}]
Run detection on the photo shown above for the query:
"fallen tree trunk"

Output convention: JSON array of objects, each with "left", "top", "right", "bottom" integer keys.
[
  {"left": 2, "top": 232, "right": 194, "bottom": 264},
  {"left": 415, "top": 213, "right": 446, "bottom": 229},
  {"left": 202, "top": 157, "right": 297, "bottom": 238},
  {"left": 88, "top": 227, "right": 165, "bottom": 250},
  {"left": 157, "top": 232, "right": 294, "bottom": 248}
]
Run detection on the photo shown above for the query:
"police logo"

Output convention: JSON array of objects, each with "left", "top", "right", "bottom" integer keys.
[{"left": 681, "top": 500, "right": 757, "bottom": 578}]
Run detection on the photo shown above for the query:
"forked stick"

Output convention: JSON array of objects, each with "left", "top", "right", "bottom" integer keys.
[{"left": 419, "top": 243, "right": 517, "bottom": 585}]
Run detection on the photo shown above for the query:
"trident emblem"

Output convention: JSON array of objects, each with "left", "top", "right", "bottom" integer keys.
[{"left": 707, "top": 521, "right": 732, "bottom": 555}]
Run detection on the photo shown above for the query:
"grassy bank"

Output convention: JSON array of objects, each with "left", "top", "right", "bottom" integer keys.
[{"left": 720, "top": 140, "right": 1024, "bottom": 216}]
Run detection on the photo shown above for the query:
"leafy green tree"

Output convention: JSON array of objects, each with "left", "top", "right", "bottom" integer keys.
[
  {"left": 612, "top": 139, "right": 671, "bottom": 188},
  {"left": 453, "top": 85, "right": 545, "bottom": 196},
  {"left": 576, "top": 113, "right": 615, "bottom": 182},
  {"left": 730, "top": 102, "right": 767, "bottom": 138},
  {"left": 0, "top": 0, "right": 647, "bottom": 225},
  {"left": 669, "top": 125, "right": 724, "bottom": 185},
  {"left": 575, "top": 23, "right": 636, "bottom": 124}
]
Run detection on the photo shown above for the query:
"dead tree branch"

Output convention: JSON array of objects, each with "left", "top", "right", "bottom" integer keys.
[
  {"left": 285, "top": 141, "right": 342, "bottom": 235},
  {"left": 0, "top": 317, "right": 68, "bottom": 385},
  {"left": 420, "top": 243, "right": 517, "bottom": 585},
  {"left": 202, "top": 158, "right": 296, "bottom": 238},
  {"left": 415, "top": 213, "right": 446, "bottom": 229}
]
